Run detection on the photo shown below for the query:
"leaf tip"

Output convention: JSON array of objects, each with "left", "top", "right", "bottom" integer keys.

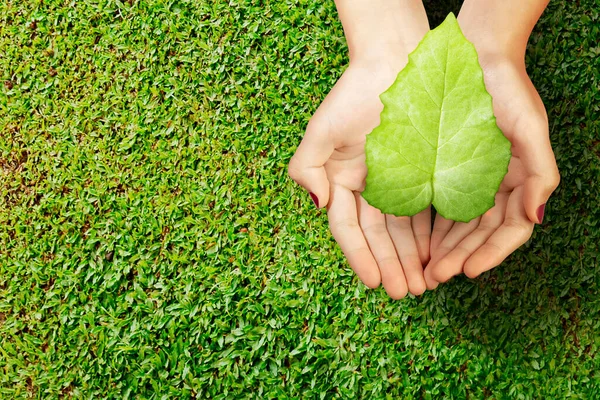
[{"left": 440, "top": 12, "right": 458, "bottom": 28}]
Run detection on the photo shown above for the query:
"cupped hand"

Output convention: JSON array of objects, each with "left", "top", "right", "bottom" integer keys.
[
  {"left": 289, "top": 53, "right": 432, "bottom": 299},
  {"left": 425, "top": 54, "right": 560, "bottom": 288}
]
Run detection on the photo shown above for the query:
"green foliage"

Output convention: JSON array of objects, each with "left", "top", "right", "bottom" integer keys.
[
  {"left": 363, "top": 14, "right": 510, "bottom": 222},
  {"left": 0, "top": 0, "right": 599, "bottom": 399}
]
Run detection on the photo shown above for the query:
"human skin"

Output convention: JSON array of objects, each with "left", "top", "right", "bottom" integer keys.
[
  {"left": 288, "top": 0, "right": 432, "bottom": 299},
  {"left": 424, "top": 0, "right": 561, "bottom": 287}
]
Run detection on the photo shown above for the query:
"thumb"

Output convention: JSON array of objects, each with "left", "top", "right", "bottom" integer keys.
[
  {"left": 523, "top": 171, "right": 560, "bottom": 224},
  {"left": 514, "top": 119, "right": 560, "bottom": 224},
  {"left": 288, "top": 120, "right": 334, "bottom": 209}
]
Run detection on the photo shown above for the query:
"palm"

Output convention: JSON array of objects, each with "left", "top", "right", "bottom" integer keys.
[{"left": 312, "top": 65, "right": 397, "bottom": 192}]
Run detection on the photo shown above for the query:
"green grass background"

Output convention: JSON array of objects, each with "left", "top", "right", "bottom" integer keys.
[{"left": 1, "top": 0, "right": 599, "bottom": 398}]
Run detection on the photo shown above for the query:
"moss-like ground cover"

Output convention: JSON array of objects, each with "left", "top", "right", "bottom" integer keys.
[{"left": 1, "top": 0, "right": 599, "bottom": 398}]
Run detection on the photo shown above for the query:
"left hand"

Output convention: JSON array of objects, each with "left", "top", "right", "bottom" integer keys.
[
  {"left": 289, "top": 0, "right": 432, "bottom": 299},
  {"left": 424, "top": 46, "right": 560, "bottom": 288},
  {"left": 289, "top": 58, "right": 431, "bottom": 299}
]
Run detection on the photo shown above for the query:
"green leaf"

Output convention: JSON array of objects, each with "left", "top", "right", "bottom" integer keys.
[{"left": 362, "top": 13, "right": 511, "bottom": 222}]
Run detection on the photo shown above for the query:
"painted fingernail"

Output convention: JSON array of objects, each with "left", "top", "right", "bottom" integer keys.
[
  {"left": 309, "top": 192, "right": 319, "bottom": 208},
  {"left": 536, "top": 203, "right": 546, "bottom": 224}
]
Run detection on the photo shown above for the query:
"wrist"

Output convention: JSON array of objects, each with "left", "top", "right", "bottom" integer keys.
[
  {"left": 457, "top": 13, "right": 529, "bottom": 67},
  {"left": 336, "top": 0, "right": 429, "bottom": 65},
  {"left": 457, "top": 0, "right": 549, "bottom": 66}
]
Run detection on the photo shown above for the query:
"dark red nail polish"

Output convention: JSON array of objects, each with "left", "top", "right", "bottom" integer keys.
[
  {"left": 536, "top": 203, "right": 546, "bottom": 224},
  {"left": 309, "top": 192, "right": 319, "bottom": 208}
]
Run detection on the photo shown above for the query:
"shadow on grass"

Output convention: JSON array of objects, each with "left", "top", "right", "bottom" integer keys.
[{"left": 424, "top": 254, "right": 590, "bottom": 356}]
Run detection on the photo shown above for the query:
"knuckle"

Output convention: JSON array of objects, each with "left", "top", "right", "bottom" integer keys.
[
  {"left": 477, "top": 223, "right": 499, "bottom": 234},
  {"left": 455, "top": 243, "right": 474, "bottom": 256},
  {"left": 503, "top": 217, "right": 531, "bottom": 234},
  {"left": 377, "top": 255, "right": 400, "bottom": 268},
  {"left": 533, "top": 115, "right": 549, "bottom": 131},
  {"left": 387, "top": 216, "right": 411, "bottom": 231},
  {"left": 486, "top": 242, "right": 505, "bottom": 254},
  {"left": 432, "top": 225, "right": 451, "bottom": 235},
  {"left": 330, "top": 218, "right": 359, "bottom": 234},
  {"left": 362, "top": 223, "right": 388, "bottom": 237},
  {"left": 434, "top": 246, "right": 453, "bottom": 258},
  {"left": 345, "top": 246, "right": 370, "bottom": 258},
  {"left": 549, "top": 171, "right": 561, "bottom": 190},
  {"left": 403, "top": 254, "right": 423, "bottom": 266},
  {"left": 522, "top": 115, "right": 548, "bottom": 134}
]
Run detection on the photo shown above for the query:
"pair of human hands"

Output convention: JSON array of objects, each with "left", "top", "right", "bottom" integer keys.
[{"left": 288, "top": 3, "right": 560, "bottom": 299}]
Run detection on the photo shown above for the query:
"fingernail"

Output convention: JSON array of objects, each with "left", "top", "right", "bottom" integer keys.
[
  {"left": 309, "top": 192, "right": 319, "bottom": 208},
  {"left": 536, "top": 203, "right": 546, "bottom": 224}
]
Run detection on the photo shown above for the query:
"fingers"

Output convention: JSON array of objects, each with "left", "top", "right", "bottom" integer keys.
[
  {"left": 424, "top": 216, "right": 480, "bottom": 289},
  {"left": 412, "top": 206, "right": 432, "bottom": 265},
  {"left": 328, "top": 185, "right": 381, "bottom": 288},
  {"left": 430, "top": 217, "right": 480, "bottom": 262},
  {"left": 356, "top": 194, "right": 408, "bottom": 300},
  {"left": 430, "top": 213, "right": 453, "bottom": 257},
  {"left": 464, "top": 186, "right": 534, "bottom": 278},
  {"left": 511, "top": 116, "right": 560, "bottom": 224},
  {"left": 426, "top": 213, "right": 453, "bottom": 289},
  {"left": 427, "top": 192, "right": 509, "bottom": 284},
  {"left": 288, "top": 119, "right": 335, "bottom": 209},
  {"left": 386, "top": 214, "right": 427, "bottom": 296}
]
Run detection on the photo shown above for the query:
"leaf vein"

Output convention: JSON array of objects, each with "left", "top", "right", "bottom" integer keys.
[{"left": 371, "top": 136, "right": 430, "bottom": 175}]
